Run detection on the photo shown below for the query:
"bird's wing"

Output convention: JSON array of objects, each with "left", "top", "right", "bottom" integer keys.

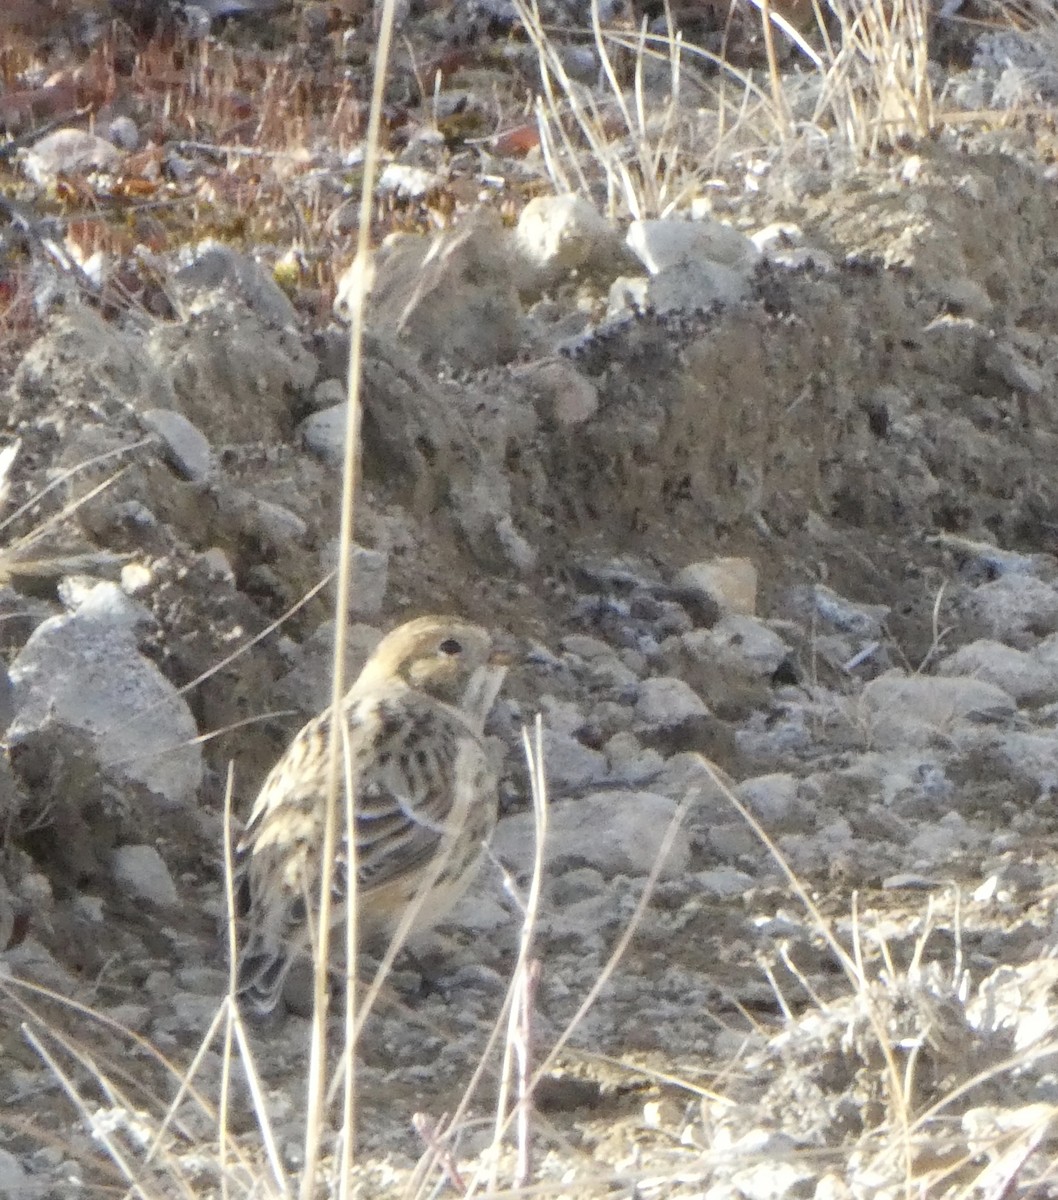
[
  {"left": 341, "top": 694, "right": 490, "bottom": 893},
  {"left": 235, "top": 691, "right": 490, "bottom": 902}
]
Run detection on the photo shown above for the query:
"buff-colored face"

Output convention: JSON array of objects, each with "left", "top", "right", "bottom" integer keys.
[{"left": 358, "top": 616, "right": 495, "bottom": 707}]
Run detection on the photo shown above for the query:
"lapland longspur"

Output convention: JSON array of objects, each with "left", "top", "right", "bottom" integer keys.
[{"left": 234, "top": 615, "right": 507, "bottom": 1015}]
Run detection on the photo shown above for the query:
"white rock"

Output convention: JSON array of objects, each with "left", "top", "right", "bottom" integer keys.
[
  {"left": 626, "top": 217, "right": 761, "bottom": 274},
  {"left": 494, "top": 513, "right": 538, "bottom": 572},
  {"left": 491, "top": 791, "right": 691, "bottom": 879},
  {"left": 378, "top": 162, "right": 443, "bottom": 199},
  {"left": 635, "top": 676, "right": 709, "bottom": 727},
  {"left": 969, "top": 960, "right": 1058, "bottom": 1046},
  {"left": 141, "top": 408, "right": 214, "bottom": 481},
  {"left": 23, "top": 128, "right": 122, "bottom": 184},
  {"left": 9, "top": 582, "right": 203, "bottom": 808},
  {"left": 751, "top": 221, "right": 806, "bottom": 253},
  {"left": 111, "top": 845, "right": 179, "bottom": 908},
  {"left": 675, "top": 557, "right": 758, "bottom": 615},
  {"left": 515, "top": 194, "right": 624, "bottom": 289},
  {"left": 694, "top": 866, "right": 755, "bottom": 896},
  {"left": 750, "top": 221, "right": 835, "bottom": 271}
]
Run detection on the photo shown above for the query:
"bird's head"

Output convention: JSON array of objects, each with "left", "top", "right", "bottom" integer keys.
[{"left": 355, "top": 616, "right": 507, "bottom": 724}]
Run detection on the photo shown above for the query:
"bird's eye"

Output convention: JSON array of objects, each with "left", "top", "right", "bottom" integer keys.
[{"left": 438, "top": 638, "right": 463, "bottom": 656}]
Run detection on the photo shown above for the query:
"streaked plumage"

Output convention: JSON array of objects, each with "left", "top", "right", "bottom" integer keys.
[{"left": 234, "top": 615, "right": 506, "bottom": 1015}]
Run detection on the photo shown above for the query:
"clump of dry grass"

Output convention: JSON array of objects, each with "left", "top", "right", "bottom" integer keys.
[{"left": 518, "top": 0, "right": 936, "bottom": 219}]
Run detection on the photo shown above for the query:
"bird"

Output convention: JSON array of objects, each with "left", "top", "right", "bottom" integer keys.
[{"left": 233, "top": 615, "right": 507, "bottom": 1016}]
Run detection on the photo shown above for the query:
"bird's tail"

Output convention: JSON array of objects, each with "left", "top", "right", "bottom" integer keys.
[
  {"left": 236, "top": 936, "right": 295, "bottom": 1016},
  {"left": 232, "top": 860, "right": 303, "bottom": 1016}
]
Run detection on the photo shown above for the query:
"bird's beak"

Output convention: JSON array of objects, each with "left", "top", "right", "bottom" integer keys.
[{"left": 463, "top": 659, "right": 508, "bottom": 732}]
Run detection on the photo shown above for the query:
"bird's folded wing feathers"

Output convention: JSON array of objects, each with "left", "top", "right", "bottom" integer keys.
[
  {"left": 237, "top": 694, "right": 489, "bottom": 898},
  {"left": 347, "top": 703, "right": 488, "bottom": 890}
]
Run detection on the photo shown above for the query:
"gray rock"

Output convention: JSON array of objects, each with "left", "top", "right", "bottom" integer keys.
[
  {"left": 140, "top": 408, "right": 214, "bottom": 481},
  {"left": 549, "top": 866, "right": 606, "bottom": 905},
  {"left": 604, "top": 732, "right": 665, "bottom": 784},
  {"left": 0, "top": 1148, "right": 34, "bottom": 1199},
  {"left": 513, "top": 358, "right": 599, "bottom": 426},
  {"left": 984, "top": 340, "right": 1045, "bottom": 396},
  {"left": 12, "top": 305, "right": 176, "bottom": 415},
  {"left": 967, "top": 575, "right": 1058, "bottom": 644},
  {"left": 169, "top": 242, "right": 299, "bottom": 328},
  {"left": 175, "top": 966, "right": 228, "bottom": 994},
  {"left": 9, "top": 581, "right": 203, "bottom": 808},
  {"left": 110, "top": 845, "right": 179, "bottom": 908},
  {"left": 250, "top": 497, "right": 309, "bottom": 545},
  {"left": 736, "top": 773, "right": 799, "bottom": 827},
  {"left": 908, "top": 810, "right": 981, "bottom": 862},
  {"left": 491, "top": 791, "right": 691, "bottom": 879},
  {"left": 694, "top": 866, "right": 755, "bottom": 896},
  {"left": 584, "top": 655, "right": 640, "bottom": 692},
  {"left": 107, "top": 115, "right": 139, "bottom": 150},
  {"left": 859, "top": 673, "right": 1015, "bottom": 750},
  {"left": 980, "top": 730, "right": 1058, "bottom": 793},
  {"left": 784, "top": 583, "right": 890, "bottom": 637},
  {"left": 539, "top": 694, "right": 587, "bottom": 736},
  {"left": 104, "top": 1003, "right": 152, "bottom": 1032},
  {"left": 635, "top": 676, "right": 709, "bottom": 727},
  {"left": 608, "top": 260, "right": 752, "bottom": 317},
  {"left": 275, "top": 621, "right": 382, "bottom": 716},
  {"left": 931, "top": 533, "right": 1054, "bottom": 580},
  {"left": 300, "top": 402, "right": 348, "bottom": 467},
  {"left": 561, "top": 634, "right": 617, "bottom": 660},
  {"left": 542, "top": 729, "right": 608, "bottom": 790},
  {"left": 684, "top": 615, "right": 792, "bottom": 679},
  {"left": 626, "top": 217, "right": 761, "bottom": 274},
  {"left": 349, "top": 214, "right": 524, "bottom": 370},
  {"left": 321, "top": 541, "right": 389, "bottom": 618},
  {"left": 311, "top": 377, "right": 347, "bottom": 411},
  {"left": 937, "top": 639, "right": 1058, "bottom": 705}
]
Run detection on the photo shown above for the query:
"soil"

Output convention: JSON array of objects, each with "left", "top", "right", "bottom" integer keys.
[{"left": 2, "top": 2, "right": 1058, "bottom": 1197}]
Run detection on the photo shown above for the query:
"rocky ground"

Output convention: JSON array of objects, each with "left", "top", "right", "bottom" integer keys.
[{"left": 3, "top": 1, "right": 1058, "bottom": 1197}]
